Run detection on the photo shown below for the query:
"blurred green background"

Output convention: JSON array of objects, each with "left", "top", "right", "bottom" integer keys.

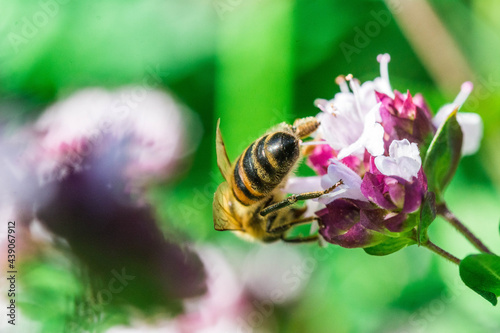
[{"left": 2, "top": 0, "right": 500, "bottom": 332}]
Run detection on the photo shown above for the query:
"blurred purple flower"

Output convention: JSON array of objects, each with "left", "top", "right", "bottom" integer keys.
[
  {"left": 107, "top": 246, "right": 293, "bottom": 333},
  {"left": 35, "top": 135, "right": 206, "bottom": 310},
  {"left": 0, "top": 87, "right": 209, "bottom": 312},
  {"left": 177, "top": 247, "right": 251, "bottom": 333},
  {"left": 34, "top": 87, "right": 199, "bottom": 186},
  {"left": 0, "top": 121, "right": 40, "bottom": 230}
]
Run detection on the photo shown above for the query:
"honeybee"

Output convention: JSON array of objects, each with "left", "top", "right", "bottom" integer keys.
[{"left": 213, "top": 117, "right": 342, "bottom": 243}]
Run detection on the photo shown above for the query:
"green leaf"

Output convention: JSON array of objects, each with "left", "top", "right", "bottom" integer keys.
[
  {"left": 364, "top": 237, "right": 416, "bottom": 256},
  {"left": 423, "top": 109, "right": 463, "bottom": 201},
  {"left": 417, "top": 192, "right": 436, "bottom": 245},
  {"left": 459, "top": 254, "right": 500, "bottom": 306}
]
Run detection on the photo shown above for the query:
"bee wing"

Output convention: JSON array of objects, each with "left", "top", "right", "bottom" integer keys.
[
  {"left": 213, "top": 182, "right": 243, "bottom": 231},
  {"left": 216, "top": 119, "right": 232, "bottom": 181}
]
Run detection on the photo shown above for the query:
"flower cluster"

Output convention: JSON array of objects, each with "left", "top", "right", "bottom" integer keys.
[{"left": 300, "top": 54, "right": 482, "bottom": 250}]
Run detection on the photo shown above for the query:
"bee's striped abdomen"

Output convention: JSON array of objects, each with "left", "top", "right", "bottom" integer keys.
[{"left": 232, "top": 131, "right": 299, "bottom": 206}]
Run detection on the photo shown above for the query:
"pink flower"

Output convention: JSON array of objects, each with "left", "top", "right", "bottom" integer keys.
[
  {"left": 316, "top": 140, "right": 427, "bottom": 248},
  {"left": 288, "top": 54, "right": 483, "bottom": 251},
  {"left": 362, "top": 139, "right": 427, "bottom": 215},
  {"left": 306, "top": 144, "right": 335, "bottom": 175},
  {"left": 313, "top": 54, "right": 394, "bottom": 161}
]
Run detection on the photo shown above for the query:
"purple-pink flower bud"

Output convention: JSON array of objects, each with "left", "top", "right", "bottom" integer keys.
[{"left": 376, "top": 90, "right": 435, "bottom": 150}]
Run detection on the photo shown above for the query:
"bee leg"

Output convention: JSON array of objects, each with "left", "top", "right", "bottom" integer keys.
[
  {"left": 267, "top": 216, "right": 318, "bottom": 233},
  {"left": 280, "top": 234, "right": 318, "bottom": 243},
  {"left": 292, "top": 206, "right": 307, "bottom": 218},
  {"left": 278, "top": 217, "right": 321, "bottom": 243},
  {"left": 259, "top": 179, "right": 343, "bottom": 217},
  {"left": 300, "top": 144, "right": 317, "bottom": 158}
]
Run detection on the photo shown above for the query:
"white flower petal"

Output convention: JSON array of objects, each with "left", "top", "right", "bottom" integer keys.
[
  {"left": 314, "top": 98, "right": 331, "bottom": 113},
  {"left": 336, "top": 104, "right": 384, "bottom": 159},
  {"left": 318, "top": 160, "right": 367, "bottom": 204},
  {"left": 375, "top": 139, "right": 421, "bottom": 181},
  {"left": 432, "top": 104, "right": 454, "bottom": 128},
  {"left": 364, "top": 123, "right": 385, "bottom": 157},
  {"left": 315, "top": 54, "right": 397, "bottom": 160},
  {"left": 332, "top": 93, "right": 357, "bottom": 113},
  {"left": 322, "top": 160, "right": 362, "bottom": 187},
  {"left": 432, "top": 81, "right": 482, "bottom": 156},
  {"left": 389, "top": 139, "right": 420, "bottom": 161},
  {"left": 395, "top": 156, "right": 421, "bottom": 181},
  {"left": 374, "top": 156, "right": 399, "bottom": 177},
  {"left": 375, "top": 53, "right": 394, "bottom": 97},
  {"left": 336, "top": 138, "right": 364, "bottom": 160},
  {"left": 285, "top": 176, "right": 322, "bottom": 194},
  {"left": 457, "top": 112, "right": 483, "bottom": 155}
]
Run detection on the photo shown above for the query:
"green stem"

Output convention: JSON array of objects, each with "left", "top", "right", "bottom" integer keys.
[
  {"left": 437, "top": 203, "right": 493, "bottom": 254},
  {"left": 422, "top": 240, "right": 461, "bottom": 265}
]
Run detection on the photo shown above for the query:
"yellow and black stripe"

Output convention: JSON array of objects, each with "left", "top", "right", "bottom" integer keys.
[{"left": 232, "top": 131, "right": 299, "bottom": 206}]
